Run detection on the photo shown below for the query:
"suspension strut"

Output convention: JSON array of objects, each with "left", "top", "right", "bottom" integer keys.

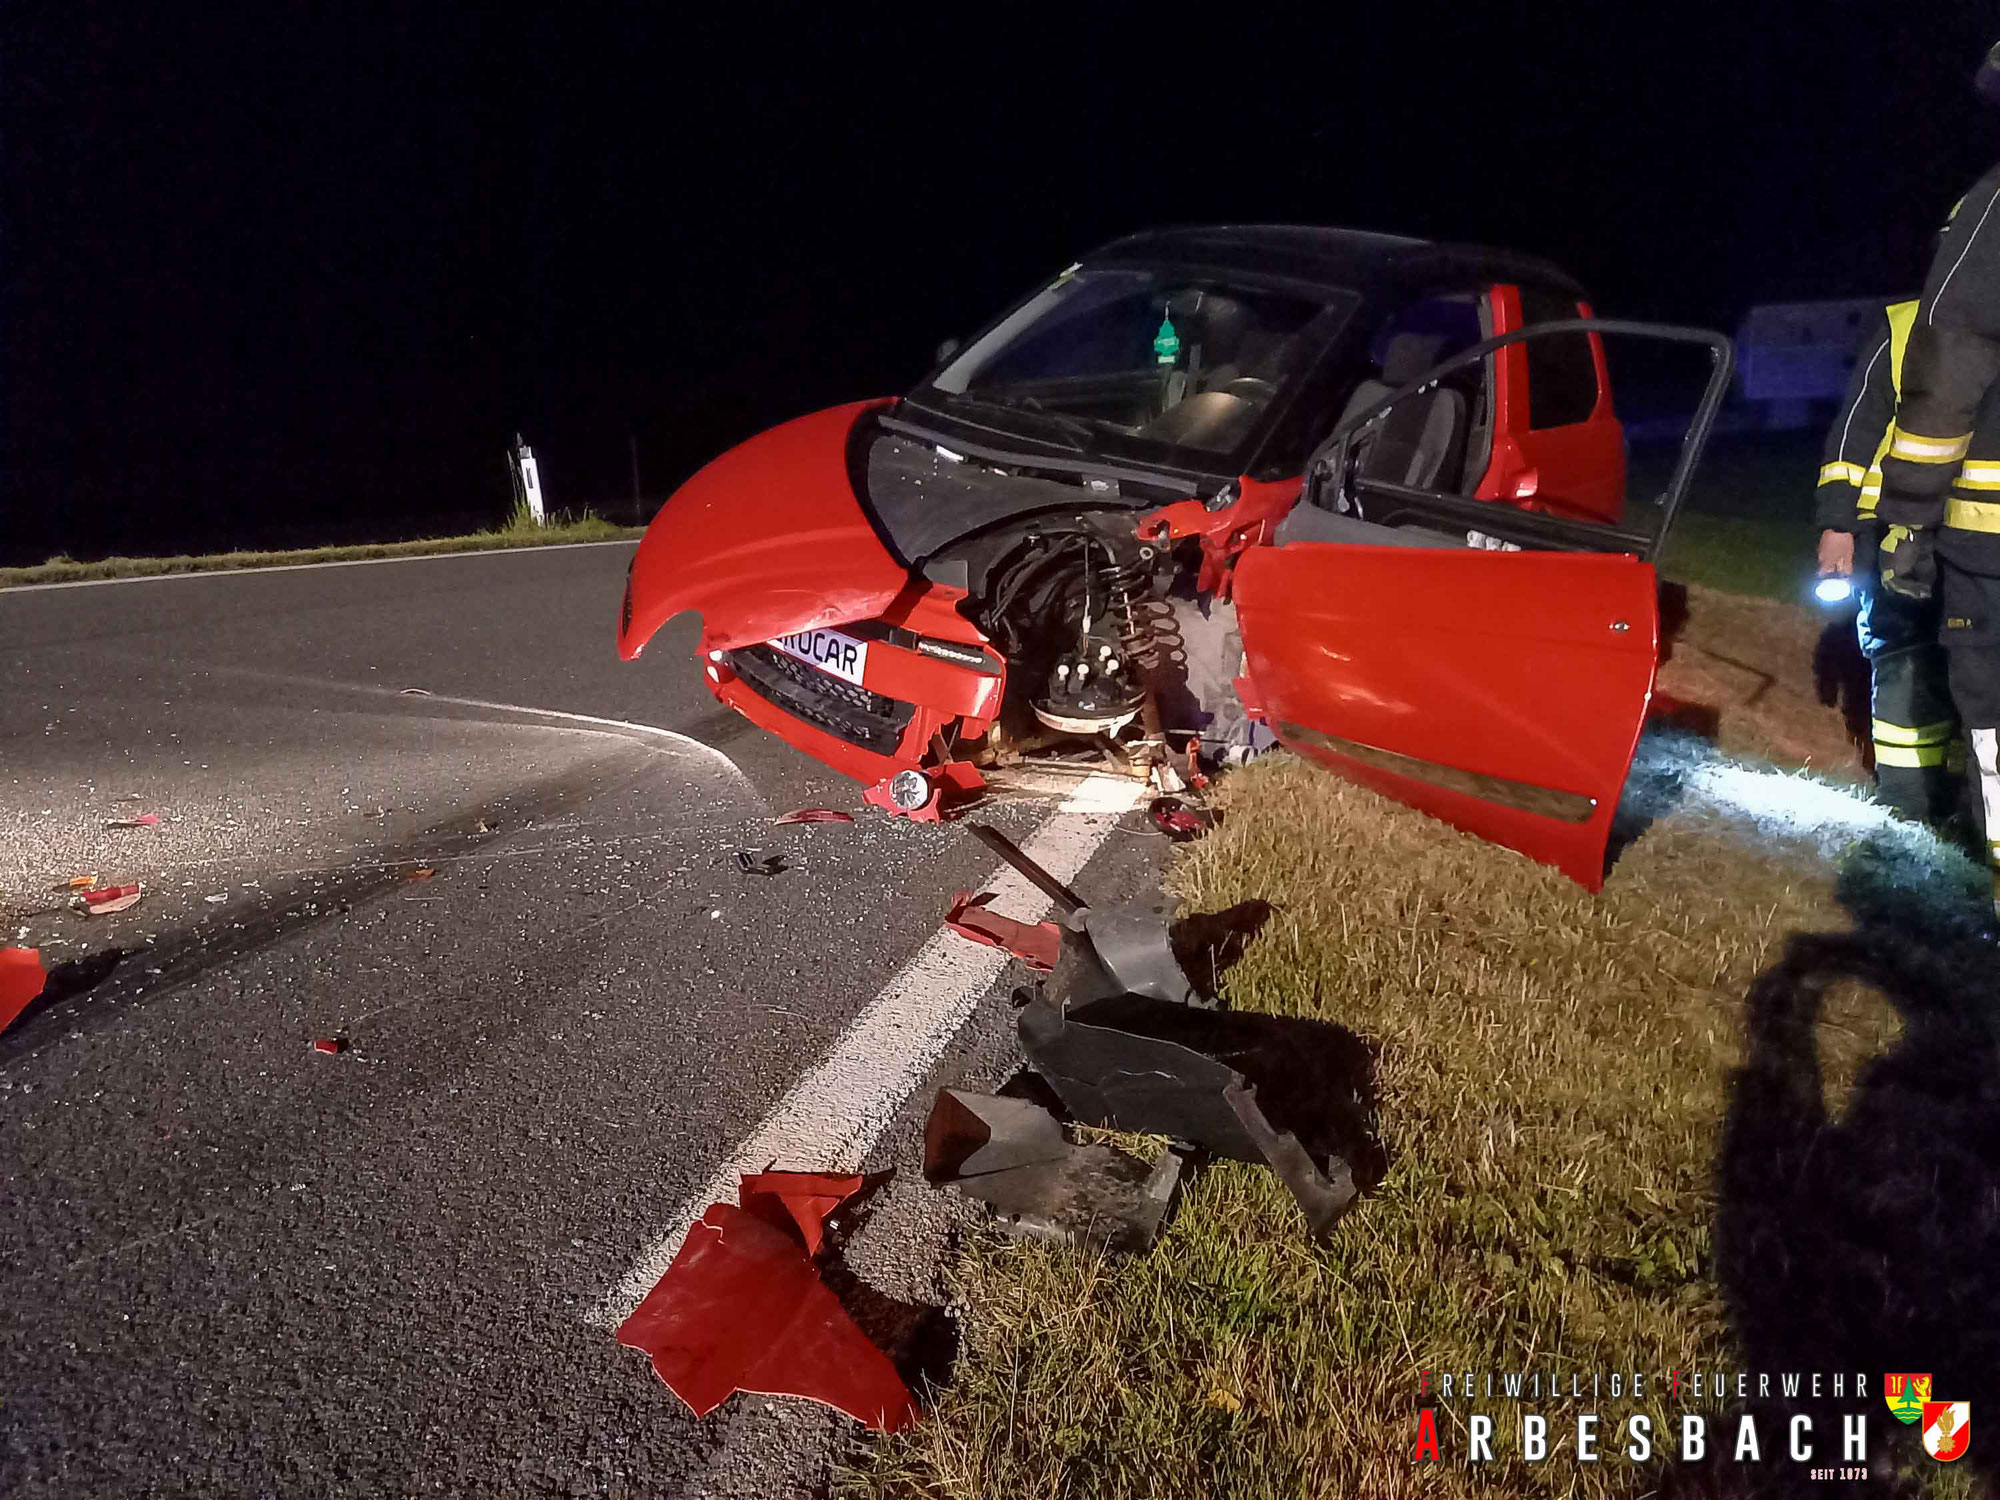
[{"left": 1108, "top": 542, "right": 1183, "bottom": 782}]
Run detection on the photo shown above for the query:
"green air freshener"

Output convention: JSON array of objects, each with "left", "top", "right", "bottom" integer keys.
[{"left": 1153, "top": 314, "right": 1181, "bottom": 365}]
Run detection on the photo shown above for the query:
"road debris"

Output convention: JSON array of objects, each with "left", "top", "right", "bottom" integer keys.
[
  {"left": 774, "top": 808, "right": 855, "bottom": 826},
  {"left": 0, "top": 947, "right": 48, "bottom": 1035},
  {"left": 1020, "top": 989, "right": 1360, "bottom": 1238},
  {"left": 736, "top": 1170, "right": 864, "bottom": 1258},
  {"left": 103, "top": 813, "right": 160, "bottom": 829},
  {"left": 203, "top": 893, "right": 229, "bottom": 904},
  {"left": 923, "top": 1088, "right": 1180, "bottom": 1255},
  {"left": 942, "top": 891, "right": 1061, "bottom": 972},
  {"left": 79, "top": 884, "right": 143, "bottom": 916},
  {"left": 733, "top": 850, "right": 787, "bottom": 878},
  {"left": 953, "top": 821, "right": 1366, "bottom": 1238},
  {"left": 54, "top": 874, "right": 98, "bottom": 892},
  {"left": 616, "top": 1173, "right": 919, "bottom": 1433},
  {"left": 1148, "top": 795, "right": 1212, "bottom": 842},
  {"left": 405, "top": 867, "right": 437, "bottom": 882},
  {"left": 310, "top": 1037, "right": 348, "bottom": 1055},
  {"left": 1181, "top": 741, "right": 1212, "bottom": 792}
]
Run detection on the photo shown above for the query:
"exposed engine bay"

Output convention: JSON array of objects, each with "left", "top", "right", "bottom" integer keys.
[{"left": 860, "top": 427, "right": 1221, "bottom": 774}]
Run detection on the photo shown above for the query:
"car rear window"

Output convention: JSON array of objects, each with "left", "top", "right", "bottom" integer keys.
[{"left": 1518, "top": 285, "right": 1599, "bottom": 429}]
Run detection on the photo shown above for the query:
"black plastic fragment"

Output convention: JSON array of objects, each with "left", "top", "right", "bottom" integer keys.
[
  {"left": 923, "top": 1088, "right": 1181, "bottom": 1255},
  {"left": 1018, "top": 983, "right": 1371, "bottom": 1238},
  {"left": 734, "top": 850, "right": 787, "bottom": 878}
]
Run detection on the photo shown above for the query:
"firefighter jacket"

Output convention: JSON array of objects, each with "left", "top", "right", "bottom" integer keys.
[
  {"left": 1877, "top": 161, "right": 2000, "bottom": 573},
  {"left": 1816, "top": 300, "right": 1919, "bottom": 532}
]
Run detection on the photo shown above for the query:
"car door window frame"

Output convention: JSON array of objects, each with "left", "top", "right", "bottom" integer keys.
[{"left": 1300, "top": 318, "right": 1735, "bottom": 563}]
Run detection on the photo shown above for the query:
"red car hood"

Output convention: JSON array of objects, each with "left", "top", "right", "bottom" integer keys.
[{"left": 618, "top": 400, "right": 910, "bottom": 658}]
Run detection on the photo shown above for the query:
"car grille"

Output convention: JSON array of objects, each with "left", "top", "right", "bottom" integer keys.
[{"left": 724, "top": 644, "right": 915, "bottom": 757}]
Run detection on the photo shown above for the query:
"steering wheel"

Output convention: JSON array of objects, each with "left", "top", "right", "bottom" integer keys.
[{"left": 1218, "top": 377, "right": 1276, "bottom": 402}]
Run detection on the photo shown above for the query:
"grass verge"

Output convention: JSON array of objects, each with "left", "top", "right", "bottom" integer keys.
[
  {"left": 852, "top": 754, "right": 1993, "bottom": 1498},
  {"left": 1659, "top": 511, "right": 1813, "bottom": 602},
  {"left": 0, "top": 513, "right": 641, "bottom": 589}
]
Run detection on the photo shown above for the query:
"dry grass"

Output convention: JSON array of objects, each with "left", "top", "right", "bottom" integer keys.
[
  {"left": 0, "top": 513, "right": 639, "bottom": 589},
  {"left": 1661, "top": 585, "right": 1869, "bottom": 778},
  {"left": 850, "top": 749, "right": 1990, "bottom": 1498}
]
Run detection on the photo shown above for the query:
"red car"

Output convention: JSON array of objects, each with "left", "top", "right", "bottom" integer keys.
[{"left": 619, "top": 227, "right": 1732, "bottom": 889}]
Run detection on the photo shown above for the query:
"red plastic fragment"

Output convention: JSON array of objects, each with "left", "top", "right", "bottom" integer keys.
[
  {"left": 310, "top": 1037, "right": 347, "bottom": 1055},
  {"left": 0, "top": 947, "right": 48, "bottom": 1035},
  {"left": 738, "top": 1170, "right": 865, "bottom": 1258},
  {"left": 1183, "top": 742, "right": 1212, "bottom": 792},
  {"left": 80, "top": 883, "right": 143, "bottom": 915},
  {"left": 943, "top": 890, "right": 1061, "bottom": 972},
  {"left": 616, "top": 1183, "right": 918, "bottom": 1433},
  {"left": 773, "top": 808, "right": 856, "bottom": 827},
  {"left": 1149, "top": 797, "right": 1212, "bottom": 842},
  {"left": 104, "top": 813, "right": 160, "bottom": 829}
]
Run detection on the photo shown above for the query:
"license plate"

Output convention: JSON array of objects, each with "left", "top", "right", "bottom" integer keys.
[{"left": 768, "top": 627, "right": 870, "bottom": 686}]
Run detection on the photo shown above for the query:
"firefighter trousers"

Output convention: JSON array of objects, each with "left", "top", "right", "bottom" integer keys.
[
  {"left": 1939, "top": 560, "right": 2000, "bottom": 918},
  {"left": 1857, "top": 581, "right": 1960, "bottom": 824}
]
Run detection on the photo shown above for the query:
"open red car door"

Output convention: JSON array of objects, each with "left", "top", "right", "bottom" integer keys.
[
  {"left": 1232, "top": 317, "right": 1734, "bottom": 890},
  {"left": 1233, "top": 545, "right": 1659, "bottom": 890}
]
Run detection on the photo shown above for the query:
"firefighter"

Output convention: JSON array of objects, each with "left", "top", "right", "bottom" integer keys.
[
  {"left": 1872, "top": 40, "right": 2000, "bottom": 919},
  {"left": 1815, "top": 299, "right": 1963, "bottom": 824}
]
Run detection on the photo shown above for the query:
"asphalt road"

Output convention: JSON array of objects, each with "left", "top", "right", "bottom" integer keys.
[{"left": 0, "top": 542, "right": 1163, "bottom": 1497}]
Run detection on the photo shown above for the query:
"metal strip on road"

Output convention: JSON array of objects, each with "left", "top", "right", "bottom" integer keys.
[
  {"left": 0, "top": 538, "right": 640, "bottom": 595},
  {"left": 587, "top": 771, "right": 1145, "bottom": 1329}
]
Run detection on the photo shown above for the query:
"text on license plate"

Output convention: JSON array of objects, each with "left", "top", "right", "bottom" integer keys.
[{"left": 768, "top": 628, "right": 869, "bottom": 686}]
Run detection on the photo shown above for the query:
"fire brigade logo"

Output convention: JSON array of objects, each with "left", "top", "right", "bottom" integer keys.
[
  {"left": 1886, "top": 1373, "right": 1932, "bottom": 1425},
  {"left": 1923, "top": 1402, "right": 1971, "bottom": 1463}
]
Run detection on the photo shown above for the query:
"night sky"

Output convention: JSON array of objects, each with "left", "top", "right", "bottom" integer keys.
[{"left": 7, "top": 5, "right": 1997, "bottom": 564}]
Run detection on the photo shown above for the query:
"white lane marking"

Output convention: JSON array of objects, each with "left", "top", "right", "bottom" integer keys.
[
  {"left": 0, "top": 538, "right": 639, "bottom": 595},
  {"left": 371, "top": 689, "right": 762, "bottom": 800},
  {"left": 587, "top": 771, "right": 1145, "bottom": 1329}
]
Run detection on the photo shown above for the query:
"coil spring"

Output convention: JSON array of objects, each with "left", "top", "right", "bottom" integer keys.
[{"left": 1101, "top": 542, "right": 1182, "bottom": 676}]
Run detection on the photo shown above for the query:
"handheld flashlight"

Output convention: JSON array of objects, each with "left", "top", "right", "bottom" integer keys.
[{"left": 1814, "top": 575, "right": 1855, "bottom": 606}]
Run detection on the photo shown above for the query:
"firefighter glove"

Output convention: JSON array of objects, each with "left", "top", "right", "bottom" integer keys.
[{"left": 1880, "top": 524, "right": 1938, "bottom": 603}]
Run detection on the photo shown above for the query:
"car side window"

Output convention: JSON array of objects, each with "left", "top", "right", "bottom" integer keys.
[{"left": 1517, "top": 285, "right": 1599, "bottom": 429}]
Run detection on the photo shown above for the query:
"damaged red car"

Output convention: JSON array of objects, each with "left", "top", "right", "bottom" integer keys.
[{"left": 618, "top": 226, "right": 1732, "bottom": 889}]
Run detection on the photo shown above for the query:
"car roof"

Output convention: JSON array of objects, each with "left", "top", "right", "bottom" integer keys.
[{"left": 1084, "top": 224, "right": 1587, "bottom": 301}]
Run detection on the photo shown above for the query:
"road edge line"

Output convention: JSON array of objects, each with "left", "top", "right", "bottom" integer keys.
[{"left": 585, "top": 771, "right": 1143, "bottom": 1329}]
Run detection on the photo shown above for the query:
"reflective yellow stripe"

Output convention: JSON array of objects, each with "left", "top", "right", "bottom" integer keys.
[
  {"left": 1877, "top": 743, "right": 1950, "bottom": 768},
  {"left": 1872, "top": 718, "right": 1957, "bottom": 747},
  {"left": 1820, "top": 461, "right": 1866, "bottom": 486},
  {"left": 1958, "top": 460, "right": 2000, "bottom": 489},
  {"left": 1890, "top": 429, "right": 1974, "bottom": 463},
  {"left": 1946, "top": 496, "right": 2000, "bottom": 533},
  {"left": 1886, "top": 301, "right": 1919, "bottom": 397}
]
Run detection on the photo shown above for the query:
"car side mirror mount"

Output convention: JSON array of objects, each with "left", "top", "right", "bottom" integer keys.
[
  {"left": 1509, "top": 468, "right": 1541, "bottom": 501},
  {"left": 935, "top": 337, "right": 962, "bottom": 364}
]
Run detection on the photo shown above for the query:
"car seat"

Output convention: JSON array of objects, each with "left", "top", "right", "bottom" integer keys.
[{"left": 1334, "top": 333, "right": 1470, "bottom": 492}]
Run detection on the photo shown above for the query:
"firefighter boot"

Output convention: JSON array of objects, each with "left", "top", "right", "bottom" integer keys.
[{"left": 1870, "top": 643, "right": 1961, "bottom": 824}]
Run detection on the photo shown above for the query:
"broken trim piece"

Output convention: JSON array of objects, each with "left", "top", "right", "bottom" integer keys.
[
  {"left": 943, "top": 891, "right": 1061, "bottom": 972},
  {"left": 1019, "top": 988, "right": 1361, "bottom": 1238},
  {"left": 1278, "top": 720, "right": 1598, "bottom": 824},
  {"left": 923, "top": 1089, "right": 1181, "bottom": 1255}
]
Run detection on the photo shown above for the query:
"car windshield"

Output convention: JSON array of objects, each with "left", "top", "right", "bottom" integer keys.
[{"left": 924, "top": 267, "right": 1350, "bottom": 463}]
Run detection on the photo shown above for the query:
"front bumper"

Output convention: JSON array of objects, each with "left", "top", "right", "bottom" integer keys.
[{"left": 704, "top": 625, "right": 1004, "bottom": 784}]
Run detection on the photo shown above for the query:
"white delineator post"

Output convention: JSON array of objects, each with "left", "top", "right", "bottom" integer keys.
[{"left": 514, "top": 437, "right": 547, "bottom": 525}]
